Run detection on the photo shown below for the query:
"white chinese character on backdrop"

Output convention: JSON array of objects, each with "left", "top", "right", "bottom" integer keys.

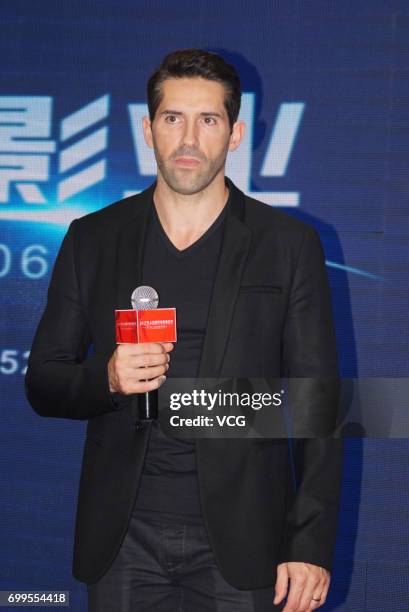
[
  {"left": 57, "top": 94, "right": 109, "bottom": 202},
  {"left": 0, "top": 97, "right": 55, "bottom": 203}
]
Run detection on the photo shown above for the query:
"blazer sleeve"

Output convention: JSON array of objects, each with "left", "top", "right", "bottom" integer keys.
[
  {"left": 278, "top": 225, "right": 344, "bottom": 573},
  {"left": 25, "top": 219, "right": 118, "bottom": 420}
]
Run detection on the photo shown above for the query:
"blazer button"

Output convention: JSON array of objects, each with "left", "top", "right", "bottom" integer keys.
[{"left": 134, "top": 422, "right": 144, "bottom": 432}]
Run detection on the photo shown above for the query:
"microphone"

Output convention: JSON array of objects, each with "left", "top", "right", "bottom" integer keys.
[
  {"left": 131, "top": 285, "right": 159, "bottom": 311},
  {"left": 132, "top": 286, "right": 160, "bottom": 421}
]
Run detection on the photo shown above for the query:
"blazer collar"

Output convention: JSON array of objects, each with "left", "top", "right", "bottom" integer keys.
[
  {"left": 197, "top": 179, "right": 251, "bottom": 377},
  {"left": 115, "top": 182, "right": 155, "bottom": 310},
  {"left": 116, "top": 177, "right": 252, "bottom": 376}
]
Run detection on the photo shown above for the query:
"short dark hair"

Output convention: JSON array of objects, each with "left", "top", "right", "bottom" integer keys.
[{"left": 147, "top": 49, "right": 241, "bottom": 130}]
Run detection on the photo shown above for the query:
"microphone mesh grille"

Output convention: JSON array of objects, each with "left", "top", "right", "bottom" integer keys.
[{"left": 131, "top": 286, "right": 159, "bottom": 310}]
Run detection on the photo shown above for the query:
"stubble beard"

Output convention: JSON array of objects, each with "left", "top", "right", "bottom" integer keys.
[{"left": 153, "top": 140, "right": 230, "bottom": 196}]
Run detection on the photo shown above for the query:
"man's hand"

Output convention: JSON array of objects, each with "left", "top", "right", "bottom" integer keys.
[
  {"left": 274, "top": 562, "right": 330, "bottom": 611},
  {"left": 108, "top": 342, "right": 174, "bottom": 394}
]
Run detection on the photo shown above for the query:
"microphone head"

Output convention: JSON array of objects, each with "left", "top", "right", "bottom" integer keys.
[{"left": 131, "top": 285, "right": 159, "bottom": 310}]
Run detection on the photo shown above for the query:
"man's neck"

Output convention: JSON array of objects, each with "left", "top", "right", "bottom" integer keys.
[{"left": 152, "top": 172, "right": 229, "bottom": 251}]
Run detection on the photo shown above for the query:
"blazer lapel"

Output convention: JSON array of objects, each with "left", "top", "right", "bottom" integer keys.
[
  {"left": 115, "top": 185, "right": 155, "bottom": 310},
  {"left": 197, "top": 180, "right": 252, "bottom": 378}
]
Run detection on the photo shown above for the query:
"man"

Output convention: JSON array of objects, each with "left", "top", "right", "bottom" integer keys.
[{"left": 25, "top": 49, "right": 343, "bottom": 611}]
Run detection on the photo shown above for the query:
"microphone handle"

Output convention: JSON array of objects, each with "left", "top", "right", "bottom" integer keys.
[{"left": 137, "top": 390, "right": 158, "bottom": 420}]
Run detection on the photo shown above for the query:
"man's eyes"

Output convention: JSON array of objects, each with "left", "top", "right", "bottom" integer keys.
[
  {"left": 202, "top": 116, "right": 217, "bottom": 125},
  {"left": 163, "top": 115, "right": 217, "bottom": 125},
  {"left": 164, "top": 115, "right": 181, "bottom": 124}
]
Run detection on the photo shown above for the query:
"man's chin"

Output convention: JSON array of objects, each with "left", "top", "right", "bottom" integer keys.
[{"left": 164, "top": 173, "right": 212, "bottom": 196}]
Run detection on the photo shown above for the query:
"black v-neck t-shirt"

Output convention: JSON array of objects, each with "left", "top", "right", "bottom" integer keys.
[{"left": 134, "top": 197, "right": 228, "bottom": 521}]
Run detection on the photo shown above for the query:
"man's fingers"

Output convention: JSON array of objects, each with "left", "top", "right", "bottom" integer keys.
[
  {"left": 120, "top": 375, "right": 167, "bottom": 395},
  {"left": 160, "top": 342, "right": 174, "bottom": 351},
  {"left": 128, "top": 352, "right": 170, "bottom": 369},
  {"left": 116, "top": 343, "right": 172, "bottom": 369},
  {"left": 297, "top": 573, "right": 324, "bottom": 611},
  {"left": 319, "top": 578, "right": 330, "bottom": 604},
  {"left": 133, "top": 363, "right": 169, "bottom": 380},
  {"left": 281, "top": 573, "right": 305, "bottom": 611},
  {"left": 274, "top": 563, "right": 289, "bottom": 605},
  {"left": 114, "top": 363, "right": 169, "bottom": 393},
  {"left": 108, "top": 342, "right": 174, "bottom": 394},
  {"left": 306, "top": 577, "right": 329, "bottom": 610},
  {"left": 280, "top": 563, "right": 329, "bottom": 612},
  {"left": 117, "top": 342, "right": 174, "bottom": 356},
  {"left": 301, "top": 567, "right": 329, "bottom": 611},
  {"left": 136, "top": 375, "right": 167, "bottom": 393}
]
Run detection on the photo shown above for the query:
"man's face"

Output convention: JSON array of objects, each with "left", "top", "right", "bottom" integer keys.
[{"left": 143, "top": 77, "right": 243, "bottom": 195}]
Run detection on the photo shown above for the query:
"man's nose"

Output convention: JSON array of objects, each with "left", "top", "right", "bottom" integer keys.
[{"left": 181, "top": 120, "right": 199, "bottom": 148}]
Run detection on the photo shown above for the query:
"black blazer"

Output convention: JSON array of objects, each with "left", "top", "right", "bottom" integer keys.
[{"left": 25, "top": 178, "right": 343, "bottom": 589}]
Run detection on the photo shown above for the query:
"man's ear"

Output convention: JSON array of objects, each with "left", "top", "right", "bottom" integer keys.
[
  {"left": 142, "top": 116, "right": 154, "bottom": 149},
  {"left": 229, "top": 120, "right": 245, "bottom": 152}
]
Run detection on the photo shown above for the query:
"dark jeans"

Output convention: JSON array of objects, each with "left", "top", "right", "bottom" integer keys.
[{"left": 87, "top": 509, "right": 283, "bottom": 611}]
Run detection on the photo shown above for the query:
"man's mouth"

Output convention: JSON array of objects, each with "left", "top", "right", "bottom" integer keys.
[{"left": 174, "top": 157, "right": 201, "bottom": 167}]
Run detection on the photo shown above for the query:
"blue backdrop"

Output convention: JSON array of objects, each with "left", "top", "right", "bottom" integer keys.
[{"left": 1, "top": 1, "right": 408, "bottom": 610}]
